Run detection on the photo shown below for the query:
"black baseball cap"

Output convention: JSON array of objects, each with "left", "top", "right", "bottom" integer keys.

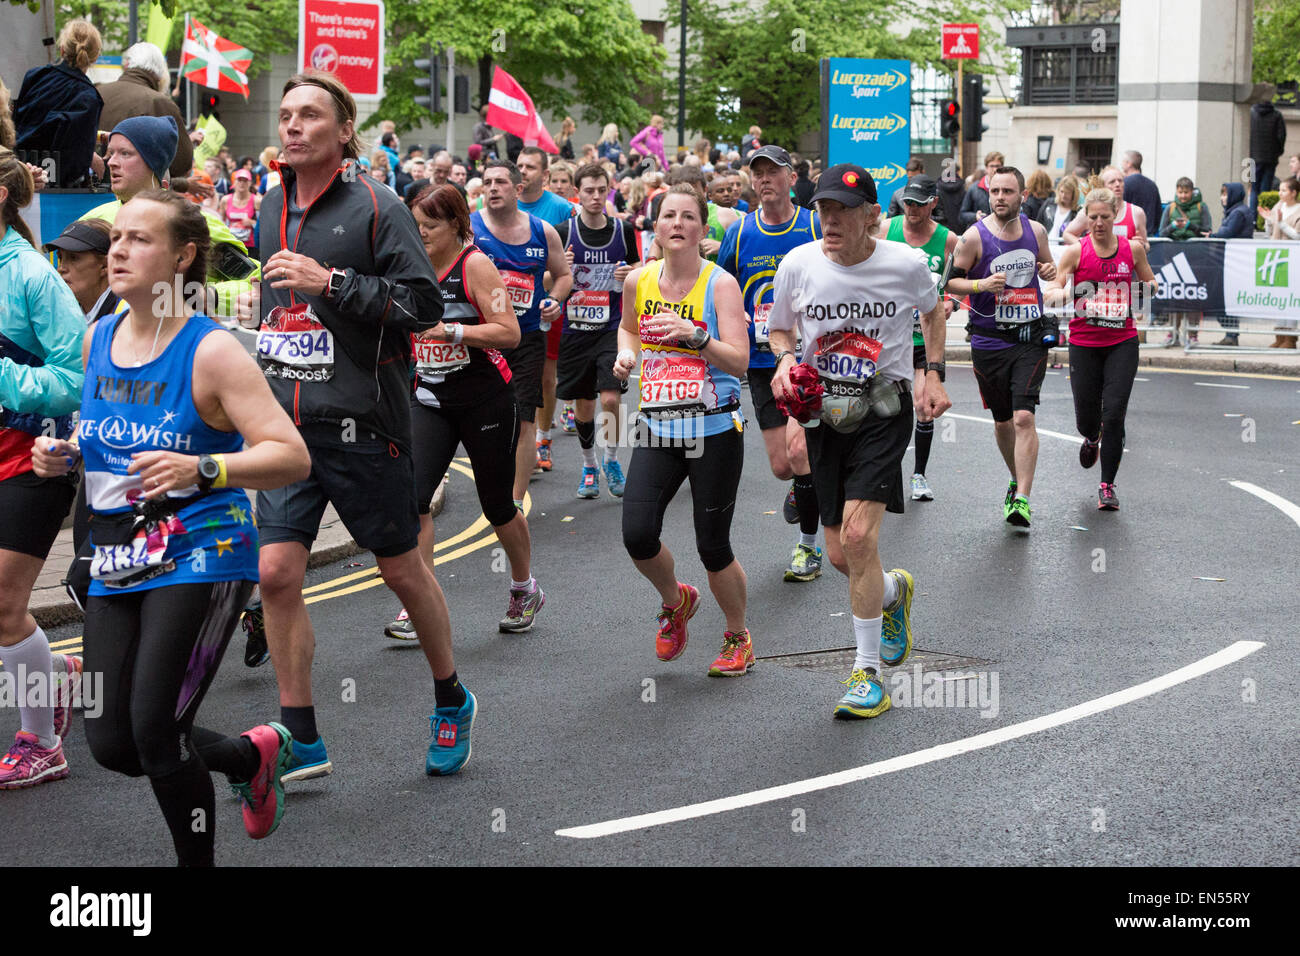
[
  {"left": 747, "top": 145, "right": 793, "bottom": 169},
  {"left": 44, "top": 220, "right": 110, "bottom": 256},
  {"left": 809, "top": 163, "right": 878, "bottom": 207},
  {"left": 901, "top": 175, "right": 937, "bottom": 204}
]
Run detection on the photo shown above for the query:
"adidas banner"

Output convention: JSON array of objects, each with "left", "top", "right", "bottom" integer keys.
[{"left": 1145, "top": 240, "right": 1224, "bottom": 315}]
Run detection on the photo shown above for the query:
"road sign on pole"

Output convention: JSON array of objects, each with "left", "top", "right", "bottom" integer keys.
[{"left": 941, "top": 23, "right": 979, "bottom": 60}]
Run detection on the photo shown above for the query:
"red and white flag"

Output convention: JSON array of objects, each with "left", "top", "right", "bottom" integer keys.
[
  {"left": 180, "top": 16, "right": 252, "bottom": 98},
  {"left": 485, "top": 67, "right": 558, "bottom": 154}
]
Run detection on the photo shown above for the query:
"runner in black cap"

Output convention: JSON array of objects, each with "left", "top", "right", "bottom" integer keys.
[
  {"left": 768, "top": 164, "right": 951, "bottom": 719},
  {"left": 44, "top": 219, "right": 121, "bottom": 321}
]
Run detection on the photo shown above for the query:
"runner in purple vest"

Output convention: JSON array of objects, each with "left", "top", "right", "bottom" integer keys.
[{"left": 945, "top": 166, "right": 1058, "bottom": 529}]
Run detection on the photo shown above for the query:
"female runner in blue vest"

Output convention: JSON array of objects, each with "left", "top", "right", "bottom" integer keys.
[{"left": 33, "top": 190, "right": 311, "bottom": 865}]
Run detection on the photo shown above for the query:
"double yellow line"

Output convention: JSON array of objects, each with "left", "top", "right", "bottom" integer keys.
[{"left": 44, "top": 459, "right": 517, "bottom": 656}]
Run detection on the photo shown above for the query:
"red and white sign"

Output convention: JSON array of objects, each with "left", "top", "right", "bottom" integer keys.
[
  {"left": 298, "top": 0, "right": 385, "bottom": 101},
  {"left": 941, "top": 23, "right": 979, "bottom": 59},
  {"left": 486, "top": 67, "right": 559, "bottom": 154}
]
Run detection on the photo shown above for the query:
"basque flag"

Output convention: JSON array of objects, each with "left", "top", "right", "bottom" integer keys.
[
  {"left": 180, "top": 16, "right": 252, "bottom": 99},
  {"left": 485, "top": 67, "right": 558, "bottom": 154}
]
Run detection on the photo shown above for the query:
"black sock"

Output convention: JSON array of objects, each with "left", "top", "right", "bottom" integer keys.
[
  {"left": 575, "top": 418, "right": 595, "bottom": 449},
  {"left": 914, "top": 419, "right": 935, "bottom": 475},
  {"left": 280, "top": 706, "right": 318, "bottom": 745},
  {"left": 149, "top": 762, "right": 216, "bottom": 867},
  {"left": 191, "top": 726, "right": 260, "bottom": 782},
  {"left": 434, "top": 671, "right": 467, "bottom": 710},
  {"left": 792, "top": 473, "right": 819, "bottom": 536}
]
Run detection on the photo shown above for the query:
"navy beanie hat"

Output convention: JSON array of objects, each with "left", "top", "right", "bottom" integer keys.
[{"left": 110, "top": 115, "right": 179, "bottom": 184}]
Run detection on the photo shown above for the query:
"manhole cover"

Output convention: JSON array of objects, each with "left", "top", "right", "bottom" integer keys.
[{"left": 759, "top": 646, "right": 994, "bottom": 675}]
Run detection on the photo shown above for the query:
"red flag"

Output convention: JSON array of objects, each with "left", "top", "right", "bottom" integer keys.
[
  {"left": 485, "top": 67, "right": 558, "bottom": 154},
  {"left": 180, "top": 17, "right": 252, "bottom": 98}
]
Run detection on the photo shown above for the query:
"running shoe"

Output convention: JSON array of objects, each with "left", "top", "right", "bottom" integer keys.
[
  {"left": 0, "top": 731, "right": 68, "bottom": 789},
  {"left": 499, "top": 583, "right": 545, "bottom": 633},
  {"left": 242, "top": 598, "right": 270, "bottom": 667},
  {"left": 880, "top": 569, "right": 914, "bottom": 667},
  {"left": 561, "top": 404, "right": 577, "bottom": 433},
  {"left": 833, "top": 668, "right": 891, "bottom": 720},
  {"left": 1003, "top": 479, "right": 1018, "bottom": 514},
  {"left": 910, "top": 473, "right": 934, "bottom": 501},
  {"left": 52, "top": 654, "right": 82, "bottom": 739},
  {"left": 784, "top": 543, "right": 823, "bottom": 582},
  {"left": 385, "top": 607, "right": 417, "bottom": 640},
  {"left": 1098, "top": 482, "right": 1120, "bottom": 511},
  {"left": 536, "top": 437, "right": 553, "bottom": 472},
  {"left": 708, "top": 629, "right": 755, "bottom": 677},
  {"left": 1006, "top": 496, "right": 1032, "bottom": 528},
  {"left": 281, "top": 736, "right": 333, "bottom": 783},
  {"left": 1079, "top": 436, "right": 1100, "bottom": 469},
  {"left": 577, "top": 466, "right": 600, "bottom": 498},
  {"left": 602, "top": 459, "right": 626, "bottom": 497},
  {"left": 426, "top": 689, "right": 477, "bottom": 776},
  {"left": 656, "top": 582, "right": 700, "bottom": 661},
  {"left": 232, "top": 722, "right": 292, "bottom": 839},
  {"left": 782, "top": 483, "right": 799, "bottom": 523}
]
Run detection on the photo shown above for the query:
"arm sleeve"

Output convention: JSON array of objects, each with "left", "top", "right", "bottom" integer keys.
[
  {"left": 767, "top": 255, "right": 800, "bottom": 333},
  {"left": 335, "top": 198, "right": 443, "bottom": 333},
  {"left": 0, "top": 268, "right": 86, "bottom": 416}
]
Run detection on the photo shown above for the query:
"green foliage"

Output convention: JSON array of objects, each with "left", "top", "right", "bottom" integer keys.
[
  {"left": 1257, "top": 190, "right": 1280, "bottom": 231},
  {"left": 1254, "top": 0, "right": 1300, "bottom": 87},
  {"left": 667, "top": 0, "right": 1026, "bottom": 148},
  {"left": 374, "top": 0, "right": 664, "bottom": 134}
]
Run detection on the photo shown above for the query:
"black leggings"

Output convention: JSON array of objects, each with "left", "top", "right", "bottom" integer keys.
[
  {"left": 411, "top": 390, "right": 520, "bottom": 525},
  {"left": 1069, "top": 337, "right": 1139, "bottom": 484},
  {"left": 83, "top": 579, "right": 259, "bottom": 866},
  {"left": 622, "top": 426, "right": 743, "bottom": 572}
]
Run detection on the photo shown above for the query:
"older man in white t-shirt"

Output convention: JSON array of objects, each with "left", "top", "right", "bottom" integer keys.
[{"left": 768, "top": 164, "right": 951, "bottom": 720}]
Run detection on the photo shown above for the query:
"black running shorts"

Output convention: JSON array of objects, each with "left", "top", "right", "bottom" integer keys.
[
  {"left": 971, "top": 342, "right": 1049, "bottom": 422},
  {"left": 556, "top": 328, "right": 626, "bottom": 401},
  {"left": 803, "top": 403, "right": 914, "bottom": 527}
]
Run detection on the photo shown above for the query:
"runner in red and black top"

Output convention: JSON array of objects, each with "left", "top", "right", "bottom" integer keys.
[
  {"left": 1050, "top": 183, "right": 1156, "bottom": 510},
  {"left": 385, "top": 184, "right": 544, "bottom": 638},
  {"left": 555, "top": 162, "right": 640, "bottom": 499}
]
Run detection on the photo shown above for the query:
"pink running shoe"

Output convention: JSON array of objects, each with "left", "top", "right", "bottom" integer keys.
[
  {"left": 232, "top": 722, "right": 292, "bottom": 840},
  {"left": 655, "top": 583, "right": 700, "bottom": 662},
  {"left": 0, "top": 731, "right": 68, "bottom": 789},
  {"left": 52, "top": 654, "right": 83, "bottom": 739}
]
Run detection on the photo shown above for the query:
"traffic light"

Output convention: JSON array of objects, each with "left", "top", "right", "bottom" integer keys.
[
  {"left": 963, "top": 74, "right": 990, "bottom": 142},
  {"left": 414, "top": 49, "right": 441, "bottom": 114},
  {"left": 940, "top": 99, "right": 960, "bottom": 140},
  {"left": 454, "top": 75, "right": 470, "bottom": 114}
]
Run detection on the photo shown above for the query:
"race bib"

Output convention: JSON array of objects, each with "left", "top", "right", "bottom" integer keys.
[
  {"left": 566, "top": 290, "right": 612, "bottom": 331},
  {"left": 752, "top": 302, "right": 772, "bottom": 347},
  {"left": 500, "top": 270, "right": 536, "bottom": 315},
  {"left": 91, "top": 523, "right": 175, "bottom": 588},
  {"left": 415, "top": 340, "right": 471, "bottom": 376},
  {"left": 911, "top": 308, "right": 922, "bottom": 336},
  {"left": 994, "top": 286, "right": 1042, "bottom": 325},
  {"left": 813, "top": 330, "right": 881, "bottom": 396},
  {"left": 640, "top": 354, "right": 709, "bottom": 413},
  {"left": 259, "top": 304, "right": 335, "bottom": 382},
  {"left": 1081, "top": 282, "right": 1129, "bottom": 328}
]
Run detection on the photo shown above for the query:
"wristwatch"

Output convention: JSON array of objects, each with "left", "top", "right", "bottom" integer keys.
[
  {"left": 924, "top": 361, "right": 946, "bottom": 383},
  {"left": 773, "top": 349, "right": 796, "bottom": 369},
  {"left": 324, "top": 268, "right": 347, "bottom": 299},
  {"left": 687, "top": 326, "right": 711, "bottom": 350},
  {"left": 196, "top": 454, "right": 221, "bottom": 492}
]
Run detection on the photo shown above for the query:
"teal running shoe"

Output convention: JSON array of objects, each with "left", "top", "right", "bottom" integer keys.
[
  {"left": 281, "top": 736, "right": 332, "bottom": 784},
  {"left": 577, "top": 466, "right": 600, "bottom": 498},
  {"left": 603, "top": 459, "right": 626, "bottom": 497},
  {"left": 426, "top": 689, "right": 477, "bottom": 776},
  {"left": 880, "top": 569, "right": 914, "bottom": 666},
  {"left": 833, "top": 668, "right": 891, "bottom": 720}
]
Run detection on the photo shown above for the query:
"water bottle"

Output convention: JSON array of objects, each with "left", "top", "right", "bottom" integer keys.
[{"left": 539, "top": 297, "right": 556, "bottom": 332}]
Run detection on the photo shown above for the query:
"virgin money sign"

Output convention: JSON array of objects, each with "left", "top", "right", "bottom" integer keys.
[{"left": 298, "top": 0, "right": 385, "bottom": 101}]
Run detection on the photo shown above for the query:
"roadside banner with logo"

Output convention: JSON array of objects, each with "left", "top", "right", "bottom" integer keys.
[
  {"left": 1145, "top": 240, "right": 1225, "bottom": 315},
  {"left": 819, "top": 58, "right": 911, "bottom": 211},
  {"left": 1222, "top": 240, "right": 1300, "bottom": 321},
  {"left": 298, "top": 0, "right": 385, "bottom": 101}
]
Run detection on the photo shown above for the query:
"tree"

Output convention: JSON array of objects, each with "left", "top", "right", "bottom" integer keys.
[
  {"left": 376, "top": 0, "right": 664, "bottom": 134},
  {"left": 667, "top": 0, "right": 1026, "bottom": 149},
  {"left": 1254, "top": 0, "right": 1300, "bottom": 88}
]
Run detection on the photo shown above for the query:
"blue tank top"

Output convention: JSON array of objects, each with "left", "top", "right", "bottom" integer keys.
[
  {"left": 719, "top": 206, "right": 820, "bottom": 369},
  {"left": 563, "top": 218, "right": 629, "bottom": 334},
  {"left": 471, "top": 210, "right": 549, "bottom": 333},
  {"left": 79, "top": 313, "right": 258, "bottom": 595},
  {"left": 968, "top": 214, "right": 1044, "bottom": 351}
]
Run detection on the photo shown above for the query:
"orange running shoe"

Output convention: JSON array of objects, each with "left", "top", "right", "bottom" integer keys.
[
  {"left": 655, "top": 583, "right": 699, "bottom": 661},
  {"left": 708, "top": 629, "right": 755, "bottom": 677}
]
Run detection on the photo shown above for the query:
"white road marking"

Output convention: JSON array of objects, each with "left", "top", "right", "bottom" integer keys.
[
  {"left": 556, "top": 641, "right": 1264, "bottom": 839},
  {"left": 1134, "top": 377, "right": 1149, "bottom": 382},
  {"left": 944, "top": 412, "right": 1082, "bottom": 445},
  {"left": 1229, "top": 481, "right": 1300, "bottom": 530},
  {"left": 1194, "top": 382, "right": 1250, "bottom": 390}
]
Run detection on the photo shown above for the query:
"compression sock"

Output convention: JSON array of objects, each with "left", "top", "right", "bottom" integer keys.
[
  {"left": 434, "top": 671, "right": 467, "bottom": 710},
  {"left": 914, "top": 419, "right": 935, "bottom": 475},
  {"left": 192, "top": 727, "right": 259, "bottom": 781},
  {"left": 279, "top": 706, "right": 318, "bottom": 746},
  {"left": 150, "top": 762, "right": 216, "bottom": 867},
  {"left": 576, "top": 419, "right": 597, "bottom": 467},
  {"left": 852, "top": 615, "right": 883, "bottom": 675},
  {"left": 792, "top": 473, "right": 819, "bottom": 537},
  {"left": 5, "top": 627, "right": 56, "bottom": 747}
]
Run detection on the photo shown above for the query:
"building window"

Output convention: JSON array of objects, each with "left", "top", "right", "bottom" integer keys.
[{"left": 1008, "top": 23, "right": 1119, "bottom": 107}]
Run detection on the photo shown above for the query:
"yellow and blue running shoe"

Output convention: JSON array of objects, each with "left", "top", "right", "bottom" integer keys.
[
  {"left": 880, "top": 568, "right": 914, "bottom": 666},
  {"left": 833, "top": 668, "right": 891, "bottom": 719}
]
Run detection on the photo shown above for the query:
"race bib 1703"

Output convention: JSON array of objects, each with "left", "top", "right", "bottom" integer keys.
[{"left": 566, "top": 290, "right": 612, "bottom": 331}]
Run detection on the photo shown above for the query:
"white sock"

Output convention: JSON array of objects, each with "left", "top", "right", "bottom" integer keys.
[
  {"left": 881, "top": 569, "right": 900, "bottom": 610},
  {"left": 582, "top": 446, "right": 598, "bottom": 468},
  {"left": 1015, "top": 492, "right": 1029, "bottom": 502},
  {"left": 799, "top": 532, "right": 817, "bottom": 548},
  {"left": 852, "top": 615, "right": 882, "bottom": 675},
  {"left": 4, "top": 627, "right": 56, "bottom": 747},
  {"left": 603, "top": 445, "right": 618, "bottom": 464},
  {"left": 538, "top": 429, "right": 551, "bottom": 442},
  {"left": 511, "top": 577, "right": 535, "bottom": 592}
]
